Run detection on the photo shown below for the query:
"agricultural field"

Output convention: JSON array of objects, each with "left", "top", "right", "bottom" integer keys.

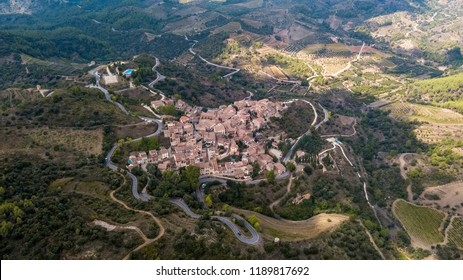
[
  {"left": 0, "top": 127, "right": 103, "bottom": 158},
  {"left": 413, "top": 123, "right": 463, "bottom": 144},
  {"left": 393, "top": 199, "right": 445, "bottom": 248},
  {"left": 384, "top": 102, "right": 463, "bottom": 124},
  {"left": 303, "top": 44, "right": 353, "bottom": 57},
  {"left": 212, "top": 21, "right": 242, "bottom": 34},
  {"left": 295, "top": 44, "right": 357, "bottom": 76},
  {"left": 383, "top": 102, "right": 463, "bottom": 143},
  {"left": 262, "top": 66, "right": 287, "bottom": 79},
  {"left": 446, "top": 217, "right": 463, "bottom": 250}
]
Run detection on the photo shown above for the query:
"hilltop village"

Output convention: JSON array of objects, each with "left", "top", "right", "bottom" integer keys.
[{"left": 128, "top": 97, "right": 288, "bottom": 179}]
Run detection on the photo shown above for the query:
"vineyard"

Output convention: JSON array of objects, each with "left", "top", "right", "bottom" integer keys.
[
  {"left": 393, "top": 199, "right": 445, "bottom": 248},
  {"left": 447, "top": 217, "right": 463, "bottom": 250}
]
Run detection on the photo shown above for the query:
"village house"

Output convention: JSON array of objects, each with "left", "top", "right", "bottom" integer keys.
[
  {"left": 151, "top": 100, "right": 165, "bottom": 109},
  {"left": 273, "top": 163, "right": 286, "bottom": 175}
]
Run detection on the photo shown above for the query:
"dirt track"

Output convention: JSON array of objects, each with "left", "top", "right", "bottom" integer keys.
[
  {"left": 398, "top": 153, "right": 415, "bottom": 202},
  {"left": 109, "top": 188, "right": 165, "bottom": 260},
  {"left": 269, "top": 176, "right": 293, "bottom": 214}
]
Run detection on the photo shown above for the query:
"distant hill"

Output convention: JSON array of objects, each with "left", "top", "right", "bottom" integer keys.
[{"left": 0, "top": 0, "right": 78, "bottom": 14}]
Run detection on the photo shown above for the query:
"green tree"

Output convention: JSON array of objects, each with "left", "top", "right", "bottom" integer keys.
[
  {"left": 251, "top": 162, "right": 260, "bottom": 179},
  {"left": 266, "top": 170, "right": 276, "bottom": 184},
  {"left": 287, "top": 162, "right": 296, "bottom": 172},
  {"left": 205, "top": 194, "right": 213, "bottom": 207},
  {"left": 158, "top": 105, "right": 180, "bottom": 117},
  {"left": 183, "top": 165, "right": 200, "bottom": 190},
  {"left": 246, "top": 215, "right": 261, "bottom": 231}
]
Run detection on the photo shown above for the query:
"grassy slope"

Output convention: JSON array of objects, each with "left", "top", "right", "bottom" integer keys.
[{"left": 232, "top": 207, "right": 349, "bottom": 241}]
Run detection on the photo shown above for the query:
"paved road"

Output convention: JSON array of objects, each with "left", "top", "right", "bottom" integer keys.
[
  {"left": 315, "top": 103, "right": 329, "bottom": 130},
  {"left": 282, "top": 99, "right": 319, "bottom": 163},
  {"left": 170, "top": 198, "right": 202, "bottom": 219},
  {"left": 105, "top": 144, "right": 149, "bottom": 201},
  {"left": 170, "top": 198, "right": 260, "bottom": 245},
  {"left": 96, "top": 60, "right": 260, "bottom": 245},
  {"left": 94, "top": 65, "right": 164, "bottom": 203},
  {"left": 105, "top": 118, "right": 163, "bottom": 202},
  {"left": 198, "top": 171, "right": 290, "bottom": 186},
  {"left": 321, "top": 119, "right": 357, "bottom": 138},
  {"left": 90, "top": 69, "right": 129, "bottom": 114},
  {"left": 148, "top": 56, "right": 166, "bottom": 88}
]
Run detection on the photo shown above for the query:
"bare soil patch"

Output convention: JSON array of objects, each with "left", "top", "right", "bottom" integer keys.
[
  {"left": 232, "top": 207, "right": 348, "bottom": 241},
  {"left": 419, "top": 182, "right": 463, "bottom": 215}
]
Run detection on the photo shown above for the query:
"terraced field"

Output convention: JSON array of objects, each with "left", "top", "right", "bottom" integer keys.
[
  {"left": 20, "top": 54, "right": 86, "bottom": 75},
  {"left": 303, "top": 44, "right": 352, "bottom": 56},
  {"left": 384, "top": 102, "right": 463, "bottom": 124},
  {"left": 383, "top": 102, "right": 463, "bottom": 143},
  {"left": 447, "top": 217, "right": 463, "bottom": 250},
  {"left": 393, "top": 199, "right": 445, "bottom": 248}
]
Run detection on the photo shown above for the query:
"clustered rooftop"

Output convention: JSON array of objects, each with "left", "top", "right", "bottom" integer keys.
[{"left": 129, "top": 98, "right": 288, "bottom": 179}]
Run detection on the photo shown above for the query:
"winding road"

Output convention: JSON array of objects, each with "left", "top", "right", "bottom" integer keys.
[
  {"left": 94, "top": 61, "right": 261, "bottom": 246},
  {"left": 92, "top": 50, "right": 370, "bottom": 248},
  {"left": 89, "top": 68, "right": 129, "bottom": 114},
  {"left": 170, "top": 198, "right": 260, "bottom": 245},
  {"left": 148, "top": 56, "right": 165, "bottom": 88},
  {"left": 321, "top": 119, "right": 357, "bottom": 138},
  {"left": 269, "top": 176, "right": 294, "bottom": 215},
  {"left": 109, "top": 187, "right": 165, "bottom": 260},
  {"left": 281, "top": 99, "right": 332, "bottom": 163},
  {"left": 316, "top": 120, "right": 379, "bottom": 222},
  {"left": 399, "top": 153, "right": 415, "bottom": 202},
  {"left": 186, "top": 36, "right": 241, "bottom": 79},
  {"left": 104, "top": 115, "right": 163, "bottom": 202}
]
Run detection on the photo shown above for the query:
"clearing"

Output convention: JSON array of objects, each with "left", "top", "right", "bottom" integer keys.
[
  {"left": 0, "top": 127, "right": 103, "bottom": 158},
  {"left": 419, "top": 181, "right": 463, "bottom": 215}
]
